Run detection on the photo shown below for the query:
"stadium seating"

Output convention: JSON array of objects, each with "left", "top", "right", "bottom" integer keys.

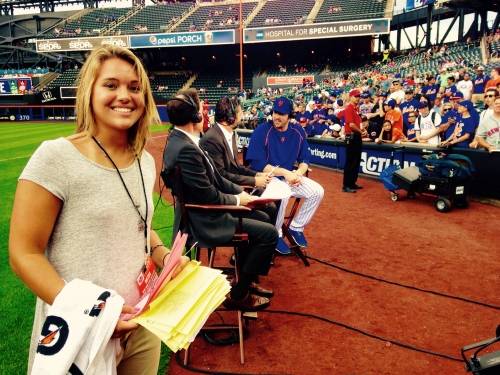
[
  {"left": 315, "top": 0, "right": 389, "bottom": 23},
  {"left": 489, "top": 39, "right": 499, "bottom": 59},
  {"left": 191, "top": 73, "right": 252, "bottom": 104},
  {"left": 173, "top": 3, "right": 257, "bottom": 32},
  {"left": 45, "top": 69, "right": 79, "bottom": 89},
  {"left": 150, "top": 73, "right": 192, "bottom": 100},
  {"left": 247, "top": 0, "right": 316, "bottom": 28},
  {"left": 116, "top": 3, "right": 193, "bottom": 35},
  {"left": 46, "top": 7, "right": 131, "bottom": 38}
]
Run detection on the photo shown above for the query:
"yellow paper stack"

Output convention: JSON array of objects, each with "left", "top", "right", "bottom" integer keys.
[{"left": 132, "top": 260, "right": 231, "bottom": 352}]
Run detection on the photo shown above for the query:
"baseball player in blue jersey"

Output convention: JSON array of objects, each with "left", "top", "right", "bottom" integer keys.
[{"left": 246, "top": 97, "right": 324, "bottom": 255}]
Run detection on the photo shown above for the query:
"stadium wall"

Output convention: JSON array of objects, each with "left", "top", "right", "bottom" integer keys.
[{"left": 237, "top": 129, "right": 500, "bottom": 199}]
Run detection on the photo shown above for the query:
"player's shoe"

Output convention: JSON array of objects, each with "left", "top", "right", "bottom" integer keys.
[
  {"left": 275, "top": 237, "right": 292, "bottom": 255},
  {"left": 289, "top": 229, "right": 308, "bottom": 247}
]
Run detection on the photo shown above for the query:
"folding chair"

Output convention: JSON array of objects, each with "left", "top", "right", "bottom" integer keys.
[
  {"left": 281, "top": 169, "right": 311, "bottom": 267},
  {"left": 162, "top": 166, "right": 254, "bottom": 364}
]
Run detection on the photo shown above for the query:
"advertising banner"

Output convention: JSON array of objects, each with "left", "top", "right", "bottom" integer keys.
[
  {"left": 129, "top": 30, "right": 235, "bottom": 49},
  {"left": 266, "top": 75, "right": 315, "bottom": 86},
  {"left": 406, "top": 0, "right": 434, "bottom": 11},
  {"left": 244, "top": 18, "right": 390, "bottom": 44},
  {"left": 36, "top": 36, "right": 129, "bottom": 52},
  {"left": 0, "top": 78, "right": 32, "bottom": 95},
  {"left": 37, "top": 88, "right": 60, "bottom": 104}
]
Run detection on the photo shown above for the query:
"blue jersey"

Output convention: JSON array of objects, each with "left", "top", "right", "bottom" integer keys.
[
  {"left": 406, "top": 123, "right": 417, "bottom": 141},
  {"left": 446, "top": 115, "right": 477, "bottom": 148},
  {"left": 306, "top": 123, "right": 328, "bottom": 137},
  {"left": 295, "top": 111, "right": 311, "bottom": 126},
  {"left": 443, "top": 84, "right": 457, "bottom": 102},
  {"left": 246, "top": 121, "right": 311, "bottom": 171},
  {"left": 311, "top": 108, "right": 327, "bottom": 121},
  {"left": 442, "top": 109, "right": 459, "bottom": 124},
  {"left": 421, "top": 84, "right": 439, "bottom": 102},
  {"left": 473, "top": 74, "right": 489, "bottom": 94},
  {"left": 400, "top": 99, "right": 419, "bottom": 125}
]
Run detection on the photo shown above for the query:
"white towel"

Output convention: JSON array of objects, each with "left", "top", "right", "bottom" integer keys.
[{"left": 31, "top": 279, "right": 124, "bottom": 375}]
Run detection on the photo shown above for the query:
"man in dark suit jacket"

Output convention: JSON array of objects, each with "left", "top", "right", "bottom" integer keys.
[
  {"left": 162, "top": 89, "right": 277, "bottom": 311},
  {"left": 200, "top": 97, "right": 270, "bottom": 187},
  {"left": 200, "top": 96, "right": 277, "bottom": 224}
]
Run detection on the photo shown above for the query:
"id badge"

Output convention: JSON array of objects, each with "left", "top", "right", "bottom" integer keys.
[{"left": 136, "top": 257, "right": 158, "bottom": 297}]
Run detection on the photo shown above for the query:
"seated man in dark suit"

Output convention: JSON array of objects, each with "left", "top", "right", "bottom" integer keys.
[
  {"left": 200, "top": 96, "right": 271, "bottom": 188},
  {"left": 200, "top": 96, "right": 277, "bottom": 224},
  {"left": 162, "top": 89, "right": 277, "bottom": 311}
]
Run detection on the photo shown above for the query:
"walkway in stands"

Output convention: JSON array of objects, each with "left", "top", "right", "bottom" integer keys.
[{"left": 146, "top": 134, "right": 499, "bottom": 375}]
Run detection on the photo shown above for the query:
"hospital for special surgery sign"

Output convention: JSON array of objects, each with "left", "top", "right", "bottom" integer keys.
[{"left": 244, "top": 18, "right": 390, "bottom": 43}]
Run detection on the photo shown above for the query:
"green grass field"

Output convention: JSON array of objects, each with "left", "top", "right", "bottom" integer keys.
[{"left": 0, "top": 122, "right": 174, "bottom": 374}]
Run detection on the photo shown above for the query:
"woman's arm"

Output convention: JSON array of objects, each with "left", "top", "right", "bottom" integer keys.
[{"left": 9, "top": 180, "right": 65, "bottom": 305}]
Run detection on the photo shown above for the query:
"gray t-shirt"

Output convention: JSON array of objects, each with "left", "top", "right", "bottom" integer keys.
[
  {"left": 476, "top": 112, "right": 500, "bottom": 149},
  {"left": 20, "top": 137, "right": 155, "bottom": 370}
]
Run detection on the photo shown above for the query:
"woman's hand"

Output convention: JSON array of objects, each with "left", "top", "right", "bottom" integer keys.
[
  {"left": 171, "top": 255, "right": 190, "bottom": 279},
  {"left": 113, "top": 305, "right": 139, "bottom": 338}
]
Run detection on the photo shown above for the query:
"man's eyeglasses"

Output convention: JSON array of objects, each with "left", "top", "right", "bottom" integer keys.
[{"left": 443, "top": 108, "right": 451, "bottom": 112}]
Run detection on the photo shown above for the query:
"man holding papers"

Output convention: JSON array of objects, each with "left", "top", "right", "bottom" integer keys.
[
  {"left": 246, "top": 96, "right": 325, "bottom": 255},
  {"left": 162, "top": 89, "right": 278, "bottom": 311}
]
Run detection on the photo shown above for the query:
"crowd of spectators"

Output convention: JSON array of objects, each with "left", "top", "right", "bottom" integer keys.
[{"left": 242, "top": 60, "right": 500, "bottom": 152}]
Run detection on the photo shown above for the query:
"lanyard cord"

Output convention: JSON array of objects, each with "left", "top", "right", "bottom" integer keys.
[{"left": 91, "top": 136, "right": 149, "bottom": 255}]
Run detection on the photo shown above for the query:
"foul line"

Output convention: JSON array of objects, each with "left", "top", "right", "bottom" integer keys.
[{"left": 0, "top": 155, "right": 30, "bottom": 163}]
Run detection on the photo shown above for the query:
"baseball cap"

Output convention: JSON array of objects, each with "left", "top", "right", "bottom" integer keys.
[
  {"left": 405, "top": 88, "right": 414, "bottom": 94},
  {"left": 349, "top": 89, "right": 361, "bottom": 97},
  {"left": 360, "top": 91, "right": 370, "bottom": 99},
  {"left": 451, "top": 92, "right": 464, "bottom": 100},
  {"left": 272, "top": 96, "right": 293, "bottom": 115},
  {"left": 477, "top": 66, "right": 485, "bottom": 70},
  {"left": 384, "top": 99, "right": 396, "bottom": 108},
  {"left": 330, "top": 124, "right": 342, "bottom": 132},
  {"left": 458, "top": 100, "right": 475, "bottom": 113},
  {"left": 378, "top": 91, "right": 388, "bottom": 97}
]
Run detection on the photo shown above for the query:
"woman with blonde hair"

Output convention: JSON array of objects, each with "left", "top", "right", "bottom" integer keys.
[{"left": 9, "top": 45, "right": 186, "bottom": 374}]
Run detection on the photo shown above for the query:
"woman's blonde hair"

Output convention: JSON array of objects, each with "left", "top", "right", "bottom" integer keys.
[{"left": 75, "top": 45, "right": 159, "bottom": 155}]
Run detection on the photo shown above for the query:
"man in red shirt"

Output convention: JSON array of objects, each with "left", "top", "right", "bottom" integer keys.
[{"left": 343, "top": 89, "right": 364, "bottom": 193}]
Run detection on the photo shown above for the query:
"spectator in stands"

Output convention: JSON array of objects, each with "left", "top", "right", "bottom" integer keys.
[
  {"left": 415, "top": 101, "right": 443, "bottom": 146},
  {"left": 457, "top": 72, "right": 473, "bottom": 100},
  {"left": 471, "top": 65, "right": 488, "bottom": 101},
  {"left": 375, "top": 119, "right": 404, "bottom": 144},
  {"left": 359, "top": 92, "right": 373, "bottom": 116},
  {"left": 485, "top": 68, "right": 500, "bottom": 92},
  {"left": 443, "top": 76, "right": 458, "bottom": 102},
  {"left": 441, "top": 100, "right": 477, "bottom": 149},
  {"left": 480, "top": 88, "right": 498, "bottom": 122},
  {"left": 388, "top": 80, "right": 405, "bottom": 104},
  {"left": 383, "top": 99, "right": 403, "bottom": 134},
  {"left": 474, "top": 96, "right": 500, "bottom": 152},
  {"left": 10, "top": 45, "right": 188, "bottom": 375},
  {"left": 400, "top": 88, "right": 419, "bottom": 132},
  {"left": 405, "top": 111, "right": 418, "bottom": 142},
  {"left": 246, "top": 96, "right": 324, "bottom": 254}
]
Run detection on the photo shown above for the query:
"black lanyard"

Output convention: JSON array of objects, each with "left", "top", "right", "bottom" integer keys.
[{"left": 91, "top": 136, "right": 149, "bottom": 255}]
